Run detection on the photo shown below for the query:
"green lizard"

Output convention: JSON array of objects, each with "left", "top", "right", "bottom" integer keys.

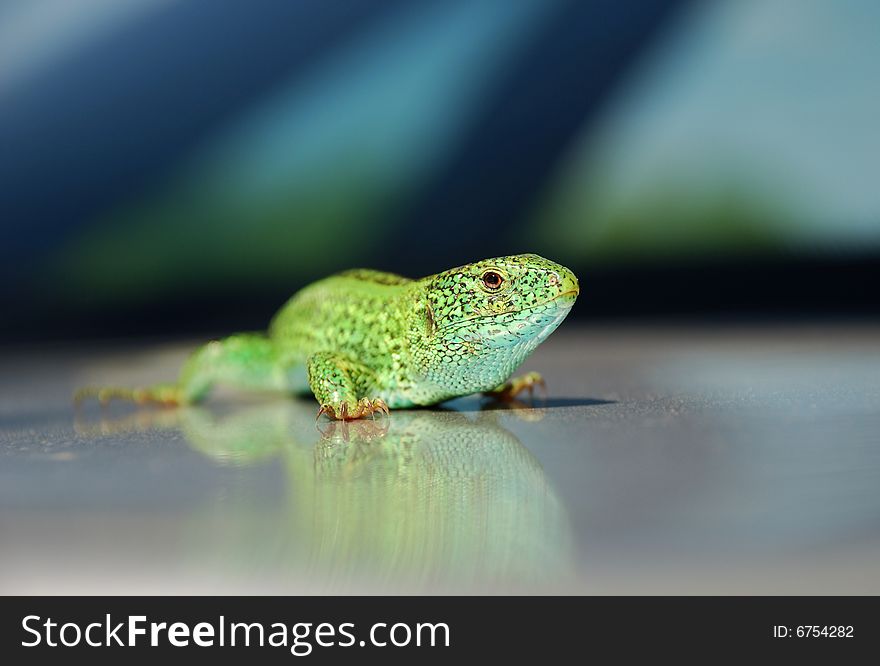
[{"left": 75, "top": 254, "right": 579, "bottom": 420}]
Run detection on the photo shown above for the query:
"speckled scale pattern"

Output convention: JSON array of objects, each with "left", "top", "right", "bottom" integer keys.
[
  {"left": 272, "top": 253, "right": 578, "bottom": 412},
  {"left": 268, "top": 271, "right": 415, "bottom": 406},
  {"left": 407, "top": 254, "right": 579, "bottom": 405}
]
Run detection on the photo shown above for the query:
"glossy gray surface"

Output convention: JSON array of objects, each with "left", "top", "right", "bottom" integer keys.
[{"left": 2, "top": 326, "right": 879, "bottom": 594}]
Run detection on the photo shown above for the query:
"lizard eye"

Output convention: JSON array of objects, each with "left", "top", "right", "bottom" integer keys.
[{"left": 481, "top": 271, "right": 503, "bottom": 291}]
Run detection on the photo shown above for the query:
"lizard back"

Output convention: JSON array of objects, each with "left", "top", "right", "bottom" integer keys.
[{"left": 268, "top": 270, "right": 416, "bottom": 375}]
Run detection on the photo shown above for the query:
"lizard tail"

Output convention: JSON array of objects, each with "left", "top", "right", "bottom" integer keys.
[{"left": 73, "top": 383, "right": 183, "bottom": 407}]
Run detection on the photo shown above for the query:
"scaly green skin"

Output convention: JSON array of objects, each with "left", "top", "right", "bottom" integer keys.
[{"left": 75, "top": 254, "right": 579, "bottom": 419}]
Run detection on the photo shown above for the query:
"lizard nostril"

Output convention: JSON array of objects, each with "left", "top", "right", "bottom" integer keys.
[{"left": 548, "top": 274, "right": 559, "bottom": 286}]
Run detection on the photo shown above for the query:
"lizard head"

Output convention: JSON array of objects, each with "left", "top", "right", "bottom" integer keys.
[{"left": 417, "top": 254, "right": 579, "bottom": 394}]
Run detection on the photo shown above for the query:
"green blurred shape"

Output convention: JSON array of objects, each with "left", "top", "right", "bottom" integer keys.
[
  {"left": 529, "top": 168, "right": 797, "bottom": 267},
  {"left": 46, "top": 159, "right": 392, "bottom": 306}
]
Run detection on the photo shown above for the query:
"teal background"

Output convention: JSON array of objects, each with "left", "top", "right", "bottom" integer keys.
[{"left": 1, "top": 0, "right": 878, "bottom": 340}]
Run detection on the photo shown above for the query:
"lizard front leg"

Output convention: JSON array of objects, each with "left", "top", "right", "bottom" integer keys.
[{"left": 307, "top": 351, "right": 389, "bottom": 421}]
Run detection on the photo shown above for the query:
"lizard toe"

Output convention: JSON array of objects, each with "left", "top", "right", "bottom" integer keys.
[{"left": 316, "top": 404, "right": 337, "bottom": 421}]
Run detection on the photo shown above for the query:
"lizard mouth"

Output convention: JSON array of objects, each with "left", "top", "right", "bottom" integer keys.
[{"left": 440, "top": 290, "right": 577, "bottom": 332}]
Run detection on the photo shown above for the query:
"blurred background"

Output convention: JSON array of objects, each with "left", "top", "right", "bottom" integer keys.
[{"left": 2, "top": 0, "right": 879, "bottom": 343}]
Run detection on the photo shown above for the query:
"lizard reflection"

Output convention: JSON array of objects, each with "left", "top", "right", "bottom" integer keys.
[{"left": 79, "top": 402, "right": 574, "bottom": 592}]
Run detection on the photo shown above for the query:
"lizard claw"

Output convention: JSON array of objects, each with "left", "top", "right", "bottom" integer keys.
[
  {"left": 316, "top": 404, "right": 336, "bottom": 421},
  {"left": 532, "top": 375, "right": 547, "bottom": 400},
  {"left": 316, "top": 398, "right": 391, "bottom": 421},
  {"left": 356, "top": 397, "right": 390, "bottom": 419},
  {"left": 486, "top": 371, "right": 547, "bottom": 404}
]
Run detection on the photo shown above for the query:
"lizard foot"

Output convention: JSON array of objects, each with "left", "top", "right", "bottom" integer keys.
[
  {"left": 316, "top": 397, "right": 390, "bottom": 421},
  {"left": 74, "top": 384, "right": 182, "bottom": 408},
  {"left": 485, "top": 371, "right": 546, "bottom": 403}
]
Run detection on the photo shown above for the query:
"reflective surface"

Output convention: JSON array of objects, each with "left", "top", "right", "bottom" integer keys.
[{"left": 2, "top": 326, "right": 880, "bottom": 594}]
